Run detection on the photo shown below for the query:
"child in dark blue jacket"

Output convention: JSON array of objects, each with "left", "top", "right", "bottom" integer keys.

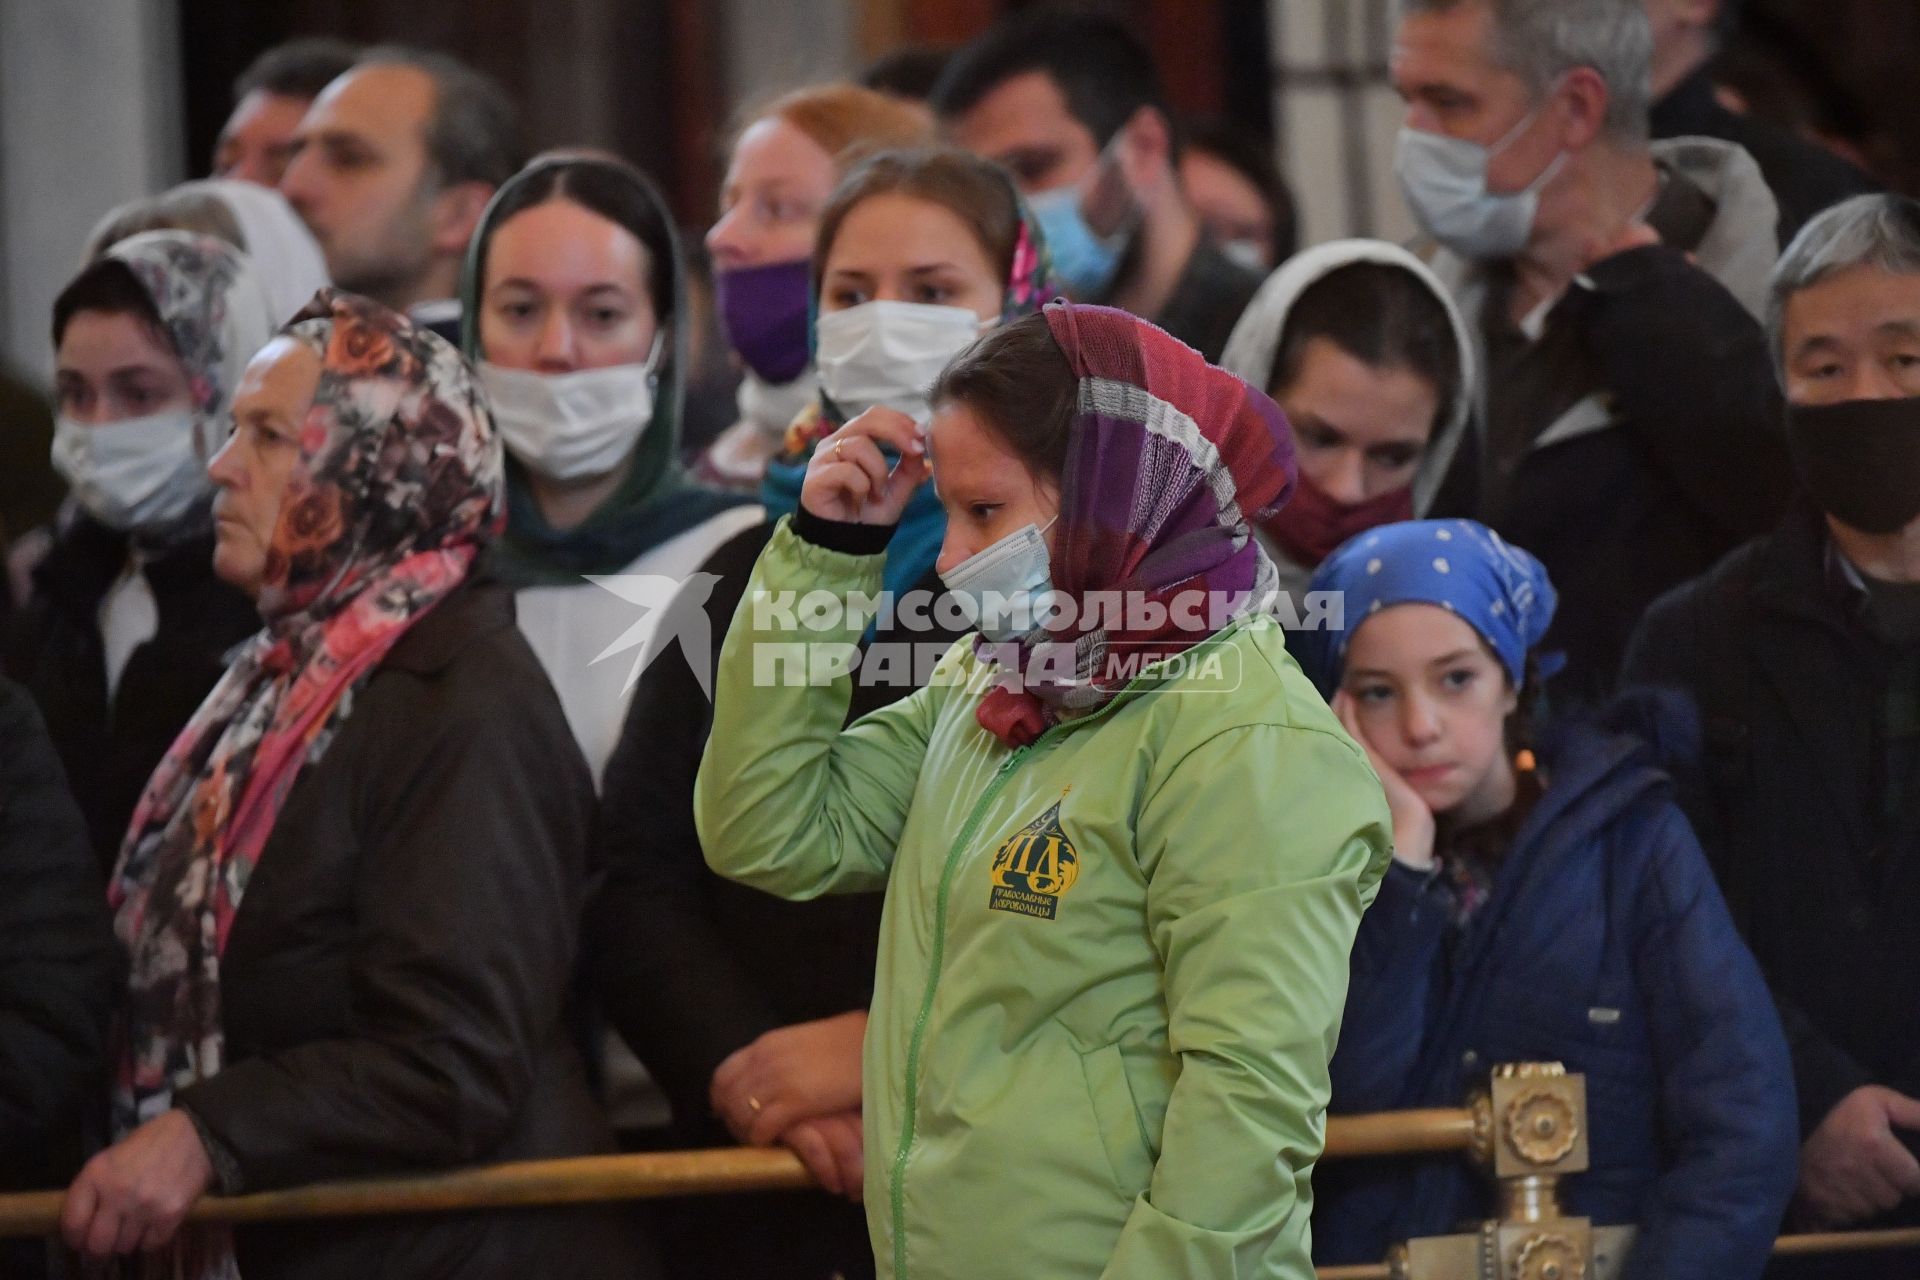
[{"left": 1296, "top": 519, "right": 1798, "bottom": 1279}]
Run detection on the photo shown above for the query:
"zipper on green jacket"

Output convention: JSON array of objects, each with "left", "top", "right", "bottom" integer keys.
[
  {"left": 888, "top": 743, "right": 1028, "bottom": 1279},
  {"left": 882, "top": 699, "right": 1133, "bottom": 1278},
  {"left": 883, "top": 619, "right": 1250, "bottom": 1276}
]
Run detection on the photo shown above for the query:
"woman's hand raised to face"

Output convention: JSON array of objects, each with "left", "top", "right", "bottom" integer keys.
[
  {"left": 1332, "top": 690, "right": 1437, "bottom": 871},
  {"left": 799, "top": 406, "right": 930, "bottom": 527}
]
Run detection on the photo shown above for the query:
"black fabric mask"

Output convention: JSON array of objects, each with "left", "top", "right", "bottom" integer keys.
[{"left": 1786, "top": 395, "right": 1920, "bottom": 535}]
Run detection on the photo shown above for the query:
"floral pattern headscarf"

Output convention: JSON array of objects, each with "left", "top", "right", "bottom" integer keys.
[
  {"left": 107, "top": 291, "right": 503, "bottom": 1276},
  {"left": 104, "top": 230, "right": 279, "bottom": 465}
]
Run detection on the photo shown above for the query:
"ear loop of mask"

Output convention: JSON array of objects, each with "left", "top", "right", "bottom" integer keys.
[
  {"left": 1488, "top": 72, "right": 1573, "bottom": 187},
  {"left": 1081, "top": 129, "right": 1142, "bottom": 242}
]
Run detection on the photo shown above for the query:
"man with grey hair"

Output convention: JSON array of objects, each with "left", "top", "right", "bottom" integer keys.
[
  {"left": 1623, "top": 194, "right": 1920, "bottom": 1261},
  {"left": 280, "top": 46, "right": 523, "bottom": 341},
  {"left": 1395, "top": 0, "right": 1792, "bottom": 705}
]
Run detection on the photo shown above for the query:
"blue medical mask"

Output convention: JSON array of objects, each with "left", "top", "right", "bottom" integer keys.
[
  {"left": 1394, "top": 93, "right": 1569, "bottom": 261},
  {"left": 1028, "top": 140, "right": 1136, "bottom": 298},
  {"left": 940, "top": 516, "right": 1059, "bottom": 644}
]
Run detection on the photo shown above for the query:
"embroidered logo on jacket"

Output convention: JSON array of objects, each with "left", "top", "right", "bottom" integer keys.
[{"left": 988, "top": 798, "right": 1078, "bottom": 920}]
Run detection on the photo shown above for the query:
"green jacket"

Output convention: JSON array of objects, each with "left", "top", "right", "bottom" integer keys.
[{"left": 695, "top": 520, "right": 1392, "bottom": 1279}]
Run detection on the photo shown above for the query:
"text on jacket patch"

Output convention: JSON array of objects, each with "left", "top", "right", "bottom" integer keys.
[{"left": 988, "top": 796, "right": 1079, "bottom": 921}]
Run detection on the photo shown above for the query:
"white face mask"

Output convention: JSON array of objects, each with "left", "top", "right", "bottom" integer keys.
[
  {"left": 479, "top": 333, "right": 664, "bottom": 482},
  {"left": 1394, "top": 100, "right": 1568, "bottom": 261},
  {"left": 940, "top": 516, "right": 1059, "bottom": 644},
  {"left": 815, "top": 300, "right": 988, "bottom": 425},
  {"left": 1219, "top": 238, "right": 1269, "bottom": 273},
  {"left": 51, "top": 409, "right": 210, "bottom": 532},
  {"left": 737, "top": 368, "right": 818, "bottom": 439}
]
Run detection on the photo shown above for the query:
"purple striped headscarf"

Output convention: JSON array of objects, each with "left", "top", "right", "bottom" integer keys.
[{"left": 975, "top": 302, "right": 1297, "bottom": 746}]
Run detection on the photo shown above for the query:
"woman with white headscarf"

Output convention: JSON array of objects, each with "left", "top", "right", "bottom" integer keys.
[
  {"left": 184, "top": 179, "right": 331, "bottom": 322},
  {"left": 3, "top": 231, "right": 278, "bottom": 870},
  {"left": 1218, "top": 239, "right": 1475, "bottom": 610},
  {"left": 84, "top": 178, "right": 331, "bottom": 325}
]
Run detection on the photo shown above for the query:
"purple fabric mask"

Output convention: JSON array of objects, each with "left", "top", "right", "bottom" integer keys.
[{"left": 715, "top": 258, "right": 812, "bottom": 384}]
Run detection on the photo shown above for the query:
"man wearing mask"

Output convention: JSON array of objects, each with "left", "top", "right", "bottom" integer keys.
[
  {"left": 1396, "top": 0, "right": 1792, "bottom": 705},
  {"left": 1621, "top": 193, "right": 1920, "bottom": 1271},
  {"left": 929, "top": 7, "right": 1264, "bottom": 362},
  {"left": 1645, "top": 0, "right": 1875, "bottom": 244},
  {"left": 280, "top": 46, "right": 521, "bottom": 343},
  {"left": 211, "top": 36, "right": 359, "bottom": 187}
]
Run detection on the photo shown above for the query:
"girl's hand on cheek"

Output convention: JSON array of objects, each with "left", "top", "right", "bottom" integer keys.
[{"left": 1333, "top": 690, "right": 1436, "bottom": 870}]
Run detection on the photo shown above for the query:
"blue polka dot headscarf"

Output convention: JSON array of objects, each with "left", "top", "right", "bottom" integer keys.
[{"left": 1296, "top": 519, "right": 1557, "bottom": 699}]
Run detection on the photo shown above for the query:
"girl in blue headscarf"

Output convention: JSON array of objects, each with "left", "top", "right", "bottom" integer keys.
[{"left": 1298, "top": 520, "right": 1798, "bottom": 1280}]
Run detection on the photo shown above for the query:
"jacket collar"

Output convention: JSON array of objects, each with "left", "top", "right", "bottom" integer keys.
[
  {"left": 1650, "top": 67, "right": 1733, "bottom": 141},
  {"left": 1425, "top": 719, "right": 1663, "bottom": 1055},
  {"left": 1742, "top": 504, "right": 1881, "bottom": 852},
  {"left": 35, "top": 514, "right": 227, "bottom": 617},
  {"left": 1749, "top": 502, "right": 1857, "bottom": 631},
  {"left": 379, "top": 574, "right": 513, "bottom": 676},
  {"left": 33, "top": 515, "right": 128, "bottom": 614}
]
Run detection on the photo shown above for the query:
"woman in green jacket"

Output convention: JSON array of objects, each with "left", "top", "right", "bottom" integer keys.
[{"left": 695, "top": 301, "right": 1392, "bottom": 1279}]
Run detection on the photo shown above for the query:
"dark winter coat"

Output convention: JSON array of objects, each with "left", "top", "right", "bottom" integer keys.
[
  {"left": 172, "top": 579, "right": 655, "bottom": 1280},
  {"left": 1314, "top": 721, "right": 1798, "bottom": 1279},
  {"left": 1622, "top": 502, "right": 1920, "bottom": 1179},
  {"left": 585, "top": 518, "right": 967, "bottom": 1279},
  {"left": 3, "top": 516, "right": 257, "bottom": 871},
  {"left": 0, "top": 677, "right": 119, "bottom": 1279}
]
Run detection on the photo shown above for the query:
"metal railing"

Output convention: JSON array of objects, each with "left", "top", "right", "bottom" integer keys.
[{"left": 0, "top": 1065, "right": 1913, "bottom": 1278}]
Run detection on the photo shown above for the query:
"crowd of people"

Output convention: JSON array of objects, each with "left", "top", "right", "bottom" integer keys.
[{"left": 0, "top": 0, "right": 1912, "bottom": 1277}]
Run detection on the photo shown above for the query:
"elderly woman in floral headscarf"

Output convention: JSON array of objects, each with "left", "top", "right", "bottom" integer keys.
[
  {"left": 694, "top": 302, "right": 1392, "bottom": 1279},
  {"left": 9, "top": 231, "right": 276, "bottom": 870},
  {"left": 60, "top": 292, "right": 655, "bottom": 1280}
]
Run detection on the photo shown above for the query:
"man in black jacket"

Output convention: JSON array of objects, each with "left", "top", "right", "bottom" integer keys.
[
  {"left": 929, "top": 8, "right": 1264, "bottom": 362},
  {"left": 1645, "top": 0, "right": 1876, "bottom": 245},
  {"left": 0, "top": 677, "right": 120, "bottom": 1279},
  {"left": 1622, "top": 194, "right": 1920, "bottom": 1260},
  {"left": 1397, "top": 0, "right": 1794, "bottom": 706}
]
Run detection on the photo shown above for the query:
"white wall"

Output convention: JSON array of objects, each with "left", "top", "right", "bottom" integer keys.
[
  {"left": 0, "top": 0, "right": 183, "bottom": 383},
  {"left": 1268, "top": 0, "right": 1416, "bottom": 249},
  {"left": 720, "top": 0, "right": 858, "bottom": 122}
]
